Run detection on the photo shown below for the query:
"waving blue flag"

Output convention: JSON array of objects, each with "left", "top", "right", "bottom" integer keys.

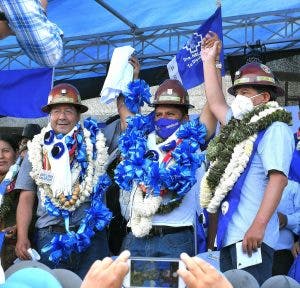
[
  {"left": 0, "top": 67, "right": 53, "bottom": 118},
  {"left": 168, "top": 7, "right": 224, "bottom": 89}
]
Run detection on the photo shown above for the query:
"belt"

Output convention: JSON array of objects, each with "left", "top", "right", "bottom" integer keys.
[
  {"left": 40, "top": 225, "right": 79, "bottom": 234},
  {"left": 128, "top": 225, "right": 193, "bottom": 237}
]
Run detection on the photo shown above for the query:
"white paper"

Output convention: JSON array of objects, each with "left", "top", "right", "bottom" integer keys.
[
  {"left": 100, "top": 46, "right": 135, "bottom": 104},
  {"left": 236, "top": 241, "right": 262, "bottom": 269}
]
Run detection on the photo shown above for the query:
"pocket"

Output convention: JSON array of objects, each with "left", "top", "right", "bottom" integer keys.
[
  {"left": 36, "top": 228, "right": 53, "bottom": 249},
  {"left": 164, "top": 230, "right": 194, "bottom": 256}
]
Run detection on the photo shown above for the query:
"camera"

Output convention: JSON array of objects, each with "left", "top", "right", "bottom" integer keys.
[{"left": 123, "top": 257, "right": 186, "bottom": 288}]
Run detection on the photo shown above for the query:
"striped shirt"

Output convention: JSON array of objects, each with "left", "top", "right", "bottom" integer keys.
[{"left": 0, "top": 0, "right": 63, "bottom": 67}]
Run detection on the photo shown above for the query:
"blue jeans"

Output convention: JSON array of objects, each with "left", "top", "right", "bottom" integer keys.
[
  {"left": 121, "top": 230, "right": 195, "bottom": 258},
  {"left": 36, "top": 227, "right": 109, "bottom": 279},
  {"left": 220, "top": 242, "right": 274, "bottom": 285}
]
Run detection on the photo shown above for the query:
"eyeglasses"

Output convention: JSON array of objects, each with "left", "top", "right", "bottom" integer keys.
[{"left": 50, "top": 108, "right": 77, "bottom": 117}]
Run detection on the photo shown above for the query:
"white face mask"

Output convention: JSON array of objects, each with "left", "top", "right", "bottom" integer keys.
[{"left": 231, "top": 93, "right": 261, "bottom": 120}]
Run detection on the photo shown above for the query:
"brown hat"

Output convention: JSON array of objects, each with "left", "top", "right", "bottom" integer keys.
[
  {"left": 42, "top": 83, "right": 88, "bottom": 113},
  {"left": 150, "top": 79, "right": 194, "bottom": 108},
  {"left": 228, "top": 62, "right": 285, "bottom": 96}
]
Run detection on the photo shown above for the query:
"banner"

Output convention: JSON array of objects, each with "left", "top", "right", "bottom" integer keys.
[
  {"left": 168, "top": 7, "right": 224, "bottom": 90},
  {"left": 0, "top": 67, "right": 53, "bottom": 118}
]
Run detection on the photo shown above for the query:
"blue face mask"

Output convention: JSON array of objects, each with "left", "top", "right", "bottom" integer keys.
[{"left": 154, "top": 118, "right": 181, "bottom": 140}]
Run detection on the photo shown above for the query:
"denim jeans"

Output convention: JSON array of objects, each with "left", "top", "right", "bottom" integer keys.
[
  {"left": 36, "top": 227, "right": 109, "bottom": 279},
  {"left": 121, "top": 229, "right": 195, "bottom": 258},
  {"left": 220, "top": 242, "right": 274, "bottom": 285}
]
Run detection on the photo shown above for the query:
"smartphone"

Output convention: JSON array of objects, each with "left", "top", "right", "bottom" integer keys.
[{"left": 123, "top": 257, "right": 186, "bottom": 288}]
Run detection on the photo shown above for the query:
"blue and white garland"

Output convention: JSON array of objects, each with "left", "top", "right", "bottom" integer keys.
[
  {"left": 28, "top": 118, "right": 112, "bottom": 263},
  {"left": 122, "top": 79, "right": 151, "bottom": 114},
  {"left": 115, "top": 113, "right": 207, "bottom": 237}
]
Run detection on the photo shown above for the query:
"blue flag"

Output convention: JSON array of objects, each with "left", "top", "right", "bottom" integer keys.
[
  {"left": 168, "top": 7, "right": 224, "bottom": 89},
  {"left": 0, "top": 67, "right": 53, "bottom": 118}
]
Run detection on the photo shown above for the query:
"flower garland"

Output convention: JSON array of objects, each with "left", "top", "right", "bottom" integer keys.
[
  {"left": 200, "top": 101, "right": 292, "bottom": 213},
  {"left": 28, "top": 118, "right": 112, "bottom": 263},
  {"left": 115, "top": 113, "right": 207, "bottom": 237},
  {"left": 123, "top": 79, "right": 151, "bottom": 113}
]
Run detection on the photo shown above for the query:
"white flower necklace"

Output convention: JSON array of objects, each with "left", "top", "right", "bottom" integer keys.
[
  {"left": 128, "top": 184, "right": 163, "bottom": 237},
  {"left": 28, "top": 124, "right": 108, "bottom": 212},
  {"left": 200, "top": 101, "right": 285, "bottom": 213}
]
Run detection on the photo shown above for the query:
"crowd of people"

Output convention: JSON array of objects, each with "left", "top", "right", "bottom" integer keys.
[{"left": 0, "top": 1, "right": 299, "bottom": 286}]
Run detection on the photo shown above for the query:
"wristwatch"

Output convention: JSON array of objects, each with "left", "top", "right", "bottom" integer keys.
[{"left": 215, "top": 61, "right": 222, "bottom": 69}]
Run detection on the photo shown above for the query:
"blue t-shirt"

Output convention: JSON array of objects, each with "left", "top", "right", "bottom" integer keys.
[
  {"left": 275, "top": 180, "right": 300, "bottom": 250},
  {"left": 223, "top": 110, "right": 295, "bottom": 248}
]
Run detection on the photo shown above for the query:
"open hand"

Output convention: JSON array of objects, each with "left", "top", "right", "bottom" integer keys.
[
  {"left": 129, "top": 55, "right": 140, "bottom": 80},
  {"left": 81, "top": 250, "right": 130, "bottom": 288},
  {"left": 177, "top": 253, "right": 233, "bottom": 288},
  {"left": 200, "top": 31, "right": 222, "bottom": 63}
]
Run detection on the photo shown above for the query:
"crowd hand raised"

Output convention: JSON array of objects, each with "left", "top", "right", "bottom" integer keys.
[
  {"left": 291, "top": 241, "right": 300, "bottom": 258},
  {"left": 129, "top": 55, "right": 141, "bottom": 80},
  {"left": 80, "top": 250, "right": 130, "bottom": 288},
  {"left": 200, "top": 31, "right": 222, "bottom": 63},
  {"left": 177, "top": 253, "right": 233, "bottom": 288}
]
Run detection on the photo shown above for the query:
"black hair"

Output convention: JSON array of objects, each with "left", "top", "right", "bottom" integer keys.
[
  {"left": 254, "top": 85, "right": 278, "bottom": 101},
  {"left": 241, "top": 84, "right": 278, "bottom": 101},
  {"left": 0, "top": 134, "right": 19, "bottom": 152},
  {"left": 176, "top": 105, "right": 189, "bottom": 117},
  {"left": 154, "top": 104, "right": 189, "bottom": 118},
  {"left": 0, "top": 12, "right": 7, "bottom": 22}
]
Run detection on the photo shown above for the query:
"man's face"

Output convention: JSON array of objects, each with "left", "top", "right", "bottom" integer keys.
[
  {"left": 235, "top": 86, "right": 270, "bottom": 106},
  {"left": 154, "top": 105, "right": 186, "bottom": 121},
  {"left": 0, "top": 20, "right": 14, "bottom": 40},
  {"left": 49, "top": 104, "right": 80, "bottom": 134}
]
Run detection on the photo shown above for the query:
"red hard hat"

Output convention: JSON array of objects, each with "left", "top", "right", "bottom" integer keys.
[
  {"left": 228, "top": 62, "right": 285, "bottom": 96},
  {"left": 150, "top": 79, "right": 194, "bottom": 108},
  {"left": 42, "top": 83, "right": 88, "bottom": 113}
]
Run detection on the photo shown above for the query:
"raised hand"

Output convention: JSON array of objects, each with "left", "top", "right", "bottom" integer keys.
[
  {"left": 177, "top": 253, "right": 233, "bottom": 288},
  {"left": 200, "top": 31, "right": 222, "bottom": 63},
  {"left": 129, "top": 55, "right": 141, "bottom": 80}
]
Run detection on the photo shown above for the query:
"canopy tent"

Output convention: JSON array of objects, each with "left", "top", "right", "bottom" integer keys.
[{"left": 0, "top": 0, "right": 299, "bottom": 101}]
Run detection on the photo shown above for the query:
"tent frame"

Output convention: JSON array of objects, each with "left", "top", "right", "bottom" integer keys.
[{"left": 0, "top": 8, "right": 299, "bottom": 79}]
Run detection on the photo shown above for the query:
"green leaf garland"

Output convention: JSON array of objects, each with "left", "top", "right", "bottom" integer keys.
[{"left": 206, "top": 103, "right": 292, "bottom": 191}]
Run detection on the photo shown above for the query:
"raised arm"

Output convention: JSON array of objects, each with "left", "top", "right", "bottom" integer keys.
[
  {"left": 118, "top": 55, "right": 141, "bottom": 131},
  {"left": 199, "top": 32, "right": 222, "bottom": 140},
  {"left": 0, "top": 0, "right": 63, "bottom": 66},
  {"left": 201, "top": 31, "right": 229, "bottom": 125}
]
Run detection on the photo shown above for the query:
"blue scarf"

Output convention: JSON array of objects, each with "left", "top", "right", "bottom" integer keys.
[
  {"left": 216, "top": 130, "right": 266, "bottom": 249},
  {"left": 288, "top": 133, "right": 300, "bottom": 182}
]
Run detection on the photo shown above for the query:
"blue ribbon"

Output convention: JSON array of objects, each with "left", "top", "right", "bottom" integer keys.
[
  {"left": 123, "top": 79, "right": 151, "bottom": 114},
  {"left": 41, "top": 119, "right": 113, "bottom": 264},
  {"left": 0, "top": 179, "right": 10, "bottom": 196},
  {"left": 43, "top": 174, "right": 112, "bottom": 262},
  {"left": 115, "top": 114, "right": 207, "bottom": 205}
]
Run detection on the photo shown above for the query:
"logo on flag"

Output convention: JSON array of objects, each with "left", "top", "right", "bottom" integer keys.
[{"left": 168, "top": 7, "right": 224, "bottom": 90}]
